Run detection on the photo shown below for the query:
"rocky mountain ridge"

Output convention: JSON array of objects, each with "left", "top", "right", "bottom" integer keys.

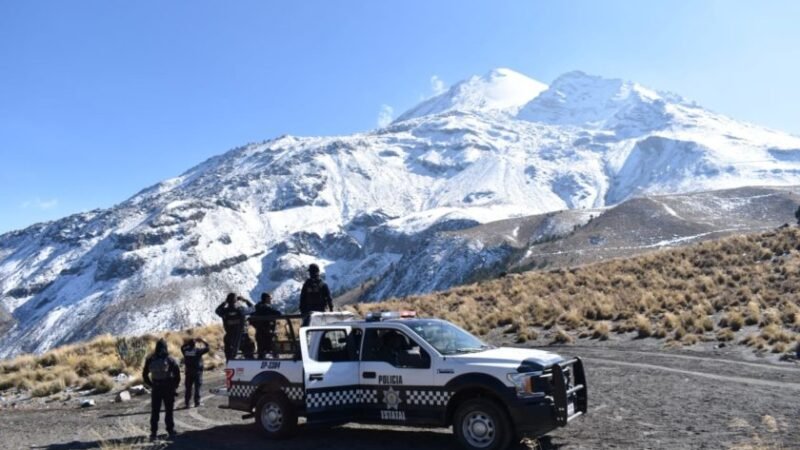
[{"left": 3, "top": 68, "right": 800, "bottom": 356}]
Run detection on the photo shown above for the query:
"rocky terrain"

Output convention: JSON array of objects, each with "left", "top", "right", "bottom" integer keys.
[
  {"left": 4, "top": 68, "right": 800, "bottom": 357},
  {"left": 2, "top": 341, "right": 798, "bottom": 450}
]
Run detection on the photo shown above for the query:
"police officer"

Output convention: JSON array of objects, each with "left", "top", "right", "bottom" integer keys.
[
  {"left": 299, "top": 263, "right": 333, "bottom": 326},
  {"left": 215, "top": 293, "right": 255, "bottom": 360},
  {"left": 180, "top": 337, "right": 209, "bottom": 408},
  {"left": 250, "top": 292, "right": 282, "bottom": 359},
  {"left": 142, "top": 339, "right": 181, "bottom": 441}
]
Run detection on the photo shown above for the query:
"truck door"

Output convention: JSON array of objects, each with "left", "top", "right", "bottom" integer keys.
[
  {"left": 359, "top": 327, "right": 436, "bottom": 425},
  {"left": 300, "top": 326, "right": 362, "bottom": 424}
]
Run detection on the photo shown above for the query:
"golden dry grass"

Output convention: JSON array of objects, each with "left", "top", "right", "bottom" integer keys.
[
  {"left": 0, "top": 324, "right": 225, "bottom": 396},
  {"left": 354, "top": 227, "right": 800, "bottom": 355}
]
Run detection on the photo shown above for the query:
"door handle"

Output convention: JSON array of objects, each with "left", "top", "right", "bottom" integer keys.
[
  {"left": 309, "top": 373, "right": 324, "bottom": 381},
  {"left": 362, "top": 371, "right": 376, "bottom": 379}
]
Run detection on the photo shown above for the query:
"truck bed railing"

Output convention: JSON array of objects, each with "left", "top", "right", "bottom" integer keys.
[{"left": 230, "top": 315, "right": 304, "bottom": 360}]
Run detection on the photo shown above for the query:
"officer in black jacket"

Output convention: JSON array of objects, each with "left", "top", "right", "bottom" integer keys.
[
  {"left": 250, "top": 292, "right": 282, "bottom": 359},
  {"left": 142, "top": 339, "right": 181, "bottom": 441},
  {"left": 215, "top": 293, "right": 255, "bottom": 360},
  {"left": 299, "top": 263, "right": 333, "bottom": 326},
  {"left": 180, "top": 337, "right": 209, "bottom": 408}
]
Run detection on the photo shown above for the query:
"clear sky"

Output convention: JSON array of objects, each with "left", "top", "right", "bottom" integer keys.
[{"left": 1, "top": 0, "right": 799, "bottom": 234}]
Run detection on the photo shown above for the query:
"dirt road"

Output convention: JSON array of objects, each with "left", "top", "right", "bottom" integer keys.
[{"left": 5, "top": 344, "right": 799, "bottom": 450}]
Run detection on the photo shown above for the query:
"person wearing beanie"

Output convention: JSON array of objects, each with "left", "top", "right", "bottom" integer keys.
[{"left": 142, "top": 339, "right": 181, "bottom": 441}]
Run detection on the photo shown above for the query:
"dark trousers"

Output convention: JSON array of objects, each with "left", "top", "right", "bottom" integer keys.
[
  {"left": 150, "top": 384, "right": 175, "bottom": 435},
  {"left": 184, "top": 371, "right": 202, "bottom": 407},
  {"left": 255, "top": 331, "right": 274, "bottom": 359},
  {"left": 224, "top": 332, "right": 255, "bottom": 360}
]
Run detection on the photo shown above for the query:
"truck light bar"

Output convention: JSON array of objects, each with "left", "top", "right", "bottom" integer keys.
[{"left": 365, "top": 310, "right": 418, "bottom": 321}]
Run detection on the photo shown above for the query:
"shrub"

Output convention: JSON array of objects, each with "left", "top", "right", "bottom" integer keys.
[
  {"left": 560, "top": 308, "right": 583, "bottom": 329},
  {"left": 116, "top": 337, "right": 149, "bottom": 369},
  {"left": 717, "top": 329, "right": 735, "bottom": 342},
  {"left": 699, "top": 316, "right": 714, "bottom": 332},
  {"left": 60, "top": 369, "right": 80, "bottom": 388},
  {"left": 16, "top": 378, "right": 34, "bottom": 392},
  {"left": 592, "top": 322, "right": 610, "bottom": 340},
  {"left": 634, "top": 315, "right": 652, "bottom": 338},
  {"left": 681, "top": 334, "right": 700, "bottom": 345},
  {"left": 36, "top": 353, "right": 60, "bottom": 368},
  {"left": 663, "top": 313, "right": 680, "bottom": 331},
  {"left": 82, "top": 373, "right": 114, "bottom": 394},
  {"left": 721, "top": 311, "right": 744, "bottom": 331},
  {"left": 745, "top": 301, "right": 761, "bottom": 326},
  {"left": 31, "top": 379, "right": 64, "bottom": 397},
  {"left": 551, "top": 327, "right": 574, "bottom": 344}
]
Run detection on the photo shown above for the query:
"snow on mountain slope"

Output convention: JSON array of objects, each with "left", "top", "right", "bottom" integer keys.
[
  {"left": 3, "top": 69, "right": 800, "bottom": 356},
  {"left": 396, "top": 68, "right": 548, "bottom": 122}
]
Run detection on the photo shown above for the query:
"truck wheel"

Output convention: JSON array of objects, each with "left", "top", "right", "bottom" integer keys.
[
  {"left": 453, "top": 398, "right": 513, "bottom": 450},
  {"left": 255, "top": 393, "right": 297, "bottom": 439}
]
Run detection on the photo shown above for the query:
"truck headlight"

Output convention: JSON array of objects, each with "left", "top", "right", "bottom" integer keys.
[{"left": 507, "top": 372, "right": 539, "bottom": 398}]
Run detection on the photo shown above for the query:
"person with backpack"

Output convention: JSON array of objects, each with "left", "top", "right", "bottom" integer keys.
[
  {"left": 180, "top": 337, "right": 209, "bottom": 408},
  {"left": 299, "top": 263, "right": 333, "bottom": 326},
  {"left": 142, "top": 339, "right": 181, "bottom": 441},
  {"left": 215, "top": 292, "right": 255, "bottom": 360},
  {"left": 250, "top": 292, "right": 282, "bottom": 359}
]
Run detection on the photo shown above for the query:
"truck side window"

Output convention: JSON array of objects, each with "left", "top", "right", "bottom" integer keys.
[
  {"left": 361, "top": 328, "right": 430, "bottom": 369},
  {"left": 308, "top": 329, "right": 357, "bottom": 362}
]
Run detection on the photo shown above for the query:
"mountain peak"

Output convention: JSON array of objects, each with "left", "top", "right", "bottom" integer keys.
[
  {"left": 395, "top": 68, "right": 548, "bottom": 122},
  {"left": 516, "top": 71, "right": 684, "bottom": 135}
]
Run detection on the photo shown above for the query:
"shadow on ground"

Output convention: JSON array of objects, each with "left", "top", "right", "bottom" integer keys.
[{"left": 32, "top": 422, "right": 559, "bottom": 450}]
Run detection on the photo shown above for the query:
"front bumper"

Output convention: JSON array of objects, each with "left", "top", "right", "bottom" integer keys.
[{"left": 510, "top": 357, "right": 588, "bottom": 437}]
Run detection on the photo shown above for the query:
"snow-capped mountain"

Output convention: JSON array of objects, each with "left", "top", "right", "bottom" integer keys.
[
  {"left": 3, "top": 68, "right": 800, "bottom": 356},
  {"left": 396, "top": 68, "right": 548, "bottom": 122}
]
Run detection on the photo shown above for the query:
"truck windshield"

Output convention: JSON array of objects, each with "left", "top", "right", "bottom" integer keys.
[{"left": 404, "top": 320, "right": 493, "bottom": 355}]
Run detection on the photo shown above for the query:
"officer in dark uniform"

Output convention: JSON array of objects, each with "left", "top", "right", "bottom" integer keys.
[
  {"left": 180, "top": 337, "right": 209, "bottom": 408},
  {"left": 142, "top": 339, "right": 181, "bottom": 441},
  {"left": 215, "top": 293, "right": 255, "bottom": 360},
  {"left": 299, "top": 263, "right": 333, "bottom": 326},
  {"left": 250, "top": 292, "right": 282, "bottom": 359}
]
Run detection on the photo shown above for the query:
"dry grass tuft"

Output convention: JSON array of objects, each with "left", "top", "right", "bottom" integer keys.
[
  {"left": 592, "top": 322, "right": 610, "bottom": 340},
  {"left": 550, "top": 327, "right": 574, "bottom": 345},
  {"left": 31, "top": 379, "right": 65, "bottom": 397},
  {"left": 82, "top": 373, "right": 114, "bottom": 393}
]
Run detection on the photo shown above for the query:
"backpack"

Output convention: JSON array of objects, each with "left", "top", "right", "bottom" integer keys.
[{"left": 149, "top": 356, "right": 173, "bottom": 382}]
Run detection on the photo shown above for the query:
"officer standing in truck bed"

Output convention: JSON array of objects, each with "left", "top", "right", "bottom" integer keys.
[
  {"left": 215, "top": 293, "right": 255, "bottom": 360},
  {"left": 299, "top": 263, "right": 333, "bottom": 326}
]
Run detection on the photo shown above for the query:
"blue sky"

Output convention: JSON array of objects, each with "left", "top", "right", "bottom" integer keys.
[{"left": 2, "top": 0, "right": 799, "bottom": 233}]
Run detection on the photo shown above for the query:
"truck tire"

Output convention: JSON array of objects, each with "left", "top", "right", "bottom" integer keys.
[
  {"left": 255, "top": 392, "right": 297, "bottom": 439},
  {"left": 453, "top": 398, "right": 513, "bottom": 450}
]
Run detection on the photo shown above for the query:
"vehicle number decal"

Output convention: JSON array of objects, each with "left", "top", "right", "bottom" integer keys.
[{"left": 260, "top": 361, "right": 281, "bottom": 369}]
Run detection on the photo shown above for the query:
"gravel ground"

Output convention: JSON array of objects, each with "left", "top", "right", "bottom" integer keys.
[{"left": 4, "top": 342, "right": 799, "bottom": 450}]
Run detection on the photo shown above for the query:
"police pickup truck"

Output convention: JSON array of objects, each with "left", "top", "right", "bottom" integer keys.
[{"left": 220, "top": 311, "right": 587, "bottom": 450}]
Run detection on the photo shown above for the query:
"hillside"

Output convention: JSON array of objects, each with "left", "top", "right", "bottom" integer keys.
[
  {"left": 2, "top": 226, "right": 798, "bottom": 406},
  {"left": 359, "top": 226, "right": 800, "bottom": 356},
  {"left": 361, "top": 185, "right": 800, "bottom": 300},
  {"left": 4, "top": 68, "right": 800, "bottom": 357}
]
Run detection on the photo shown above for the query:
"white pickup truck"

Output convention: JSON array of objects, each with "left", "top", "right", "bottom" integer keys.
[{"left": 220, "top": 312, "right": 587, "bottom": 450}]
